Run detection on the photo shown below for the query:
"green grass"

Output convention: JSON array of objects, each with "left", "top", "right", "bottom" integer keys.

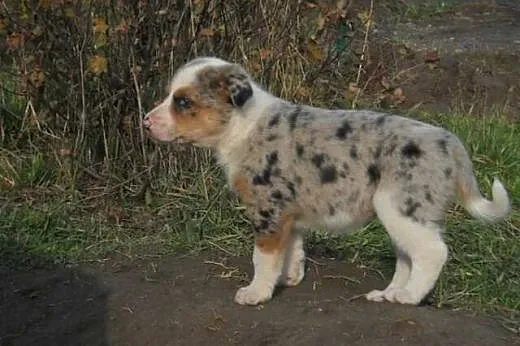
[{"left": 0, "top": 111, "right": 518, "bottom": 327}]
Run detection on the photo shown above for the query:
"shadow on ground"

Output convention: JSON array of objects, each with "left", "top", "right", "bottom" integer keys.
[{"left": 0, "top": 241, "right": 109, "bottom": 346}]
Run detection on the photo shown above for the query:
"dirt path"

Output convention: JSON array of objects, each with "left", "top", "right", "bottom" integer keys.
[
  {"left": 1, "top": 253, "right": 518, "bottom": 346},
  {"left": 373, "top": 0, "right": 520, "bottom": 118}
]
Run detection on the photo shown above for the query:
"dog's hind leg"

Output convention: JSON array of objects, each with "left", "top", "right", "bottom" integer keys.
[
  {"left": 366, "top": 246, "right": 411, "bottom": 302},
  {"left": 368, "top": 188, "right": 448, "bottom": 305}
]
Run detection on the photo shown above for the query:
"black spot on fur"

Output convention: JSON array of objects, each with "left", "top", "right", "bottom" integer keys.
[
  {"left": 296, "top": 143, "right": 305, "bottom": 157},
  {"left": 350, "top": 145, "right": 358, "bottom": 159},
  {"left": 271, "top": 190, "right": 283, "bottom": 199},
  {"left": 256, "top": 219, "right": 269, "bottom": 231},
  {"left": 312, "top": 153, "right": 326, "bottom": 168},
  {"left": 268, "top": 114, "right": 281, "bottom": 128},
  {"left": 266, "top": 151, "right": 278, "bottom": 166},
  {"left": 259, "top": 209, "right": 272, "bottom": 218},
  {"left": 425, "top": 191, "right": 434, "bottom": 204},
  {"left": 401, "top": 141, "right": 423, "bottom": 159},
  {"left": 286, "top": 181, "right": 296, "bottom": 198},
  {"left": 295, "top": 176, "right": 302, "bottom": 185},
  {"left": 288, "top": 106, "right": 301, "bottom": 131},
  {"left": 328, "top": 204, "right": 336, "bottom": 216},
  {"left": 401, "top": 197, "right": 422, "bottom": 218},
  {"left": 367, "top": 164, "right": 380, "bottom": 184},
  {"left": 336, "top": 120, "right": 353, "bottom": 140},
  {"left": 266, "top": 134, "right": 278, "bottom": 141},
  {"left": 437, "top": 139, "right": 449, "bottom": 156},
  {"left": 376, "top": 115, "right": 387, "bottom": 126},
  {"left": 252, "top": 169, "right": 272, "bottom": 185},
  {"left": 320, "top": 165, "right": 338, "bottom": 184},
  {"left": 444, "top": 167, "right": 453, "bottom": 178}
]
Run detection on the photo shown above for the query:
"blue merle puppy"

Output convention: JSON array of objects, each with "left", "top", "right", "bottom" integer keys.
[{"left": 143, "top": 57, "right": 511, "bottom": 306}]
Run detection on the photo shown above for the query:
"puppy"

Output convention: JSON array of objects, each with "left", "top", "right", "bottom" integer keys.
[{"left": 143, "top": 57, "right": 510, "bottom": 306}]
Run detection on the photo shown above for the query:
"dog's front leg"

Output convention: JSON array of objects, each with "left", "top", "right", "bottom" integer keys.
[{"left": 234, "top": 212, "right": 294, "bottom": 306}]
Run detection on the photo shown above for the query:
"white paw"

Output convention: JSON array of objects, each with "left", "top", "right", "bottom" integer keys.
[
  {"left": 384, "top": 287, "right": 421, "bottom": 305},
  {"left": 234, "top": 284, "right": 273, "bottom": 305},
  {"left": 280, "top": 262, "right": 305, "bottom": 287},
  {"left": 366, "top": 289, "right": 386, "bottom": 302}
]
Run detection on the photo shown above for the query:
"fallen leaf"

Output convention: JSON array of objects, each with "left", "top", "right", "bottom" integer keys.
[
  {"left": 393, "top": 87, "right": 404, "bottom": 101},
  {"left": 88, "top": 55, "right": 108, "bottom": 75},
  {"left": 28, "top": 68, "right": 45, "bottom": 88},
  {"left": 424, "top": 50, "right": 440, "bottom": 63},
  {"left": 199, "top": 28, "right": 215, "bottom": 37},
  {"left": 307, "top": 39, "right": 325, "bottom": 62},
  {"left": 6, "top": 32, "right": 24, "bottom": 50},
  {"left": 93, "top": 17, "right": 109, "bottom": 34}
]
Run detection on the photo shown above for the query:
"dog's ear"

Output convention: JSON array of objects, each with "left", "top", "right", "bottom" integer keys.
[{"left": 199, "top": 64, "right": 253, "bottom": 107}]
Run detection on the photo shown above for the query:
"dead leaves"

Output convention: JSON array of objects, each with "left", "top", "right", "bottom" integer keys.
[
  {"left": 88, "top": 55, "right": 108, "bottom": 75},
  {"left": 307, "top": 38, "right": 325, "bottom": 62},
  {"left": 6, "top": 32, "right": 25, "bottom": 50},
  {"left": 28, "top": 67, "right": 45, "bottom": 88}
]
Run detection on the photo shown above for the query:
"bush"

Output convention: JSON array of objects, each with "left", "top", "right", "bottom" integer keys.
[{"left": 0, "top": 0, "right": 363, "bottom": 192}]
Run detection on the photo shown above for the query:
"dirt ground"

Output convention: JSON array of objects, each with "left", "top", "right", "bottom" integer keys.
[
  {"left": 1, "top": 253, "right": 519, "bottom": 346},
  {"left": 1, "top": 1, "right": 520, "bottom": 345}
]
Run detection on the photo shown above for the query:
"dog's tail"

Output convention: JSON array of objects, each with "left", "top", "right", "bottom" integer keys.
[{"left": 454, "top": 144, "right": 510, "bottom": 223}]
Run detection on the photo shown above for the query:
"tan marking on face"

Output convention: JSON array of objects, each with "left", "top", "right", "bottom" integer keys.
[
  {"left": 255, "top": 212, "right": 295, "bottom": 254},
  {"left": 170, "top": 86, "right": 230, "bottom": 143},
  {"left": 232, "top": 174, "right": 252, "bottom": 204}
]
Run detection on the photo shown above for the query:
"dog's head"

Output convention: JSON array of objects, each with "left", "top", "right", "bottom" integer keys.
[{"left": 143, "top": 57, "right": 253, "bottom": 146}]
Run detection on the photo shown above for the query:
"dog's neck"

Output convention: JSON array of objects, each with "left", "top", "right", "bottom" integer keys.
[{"left": 216, "top": 84, "right": 278, "bottom": 178}]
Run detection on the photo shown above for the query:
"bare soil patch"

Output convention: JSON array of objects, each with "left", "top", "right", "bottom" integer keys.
[{"left": 1, "top": 253, "right": 518, "bottom": 346}]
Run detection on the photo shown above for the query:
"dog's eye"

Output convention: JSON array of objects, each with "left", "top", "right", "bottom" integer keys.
[{"left": 173, "top": 96, "right": 192, "bottom": 111}]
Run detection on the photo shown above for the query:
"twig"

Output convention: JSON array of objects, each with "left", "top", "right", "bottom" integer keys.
[{"left": 352, "top": 0, "right": 374, "bottom": 109}]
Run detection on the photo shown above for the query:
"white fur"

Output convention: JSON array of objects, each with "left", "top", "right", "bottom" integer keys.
[
  {"left": 279, "top": 233, "right": 306, "bottom": 287},
  {"left": 234, "top": 245, "right": 284, "bottom": 305},
  {"left": 216, "top": 85, "right": 278, "bottom": 179},
  {"left": 370, "top": 189, "right": 448, "bottom": 304},
  {"left": 464, "top": 178, "right": 511, "bottom": 223}
]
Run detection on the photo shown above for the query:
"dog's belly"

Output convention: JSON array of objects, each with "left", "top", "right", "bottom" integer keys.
[{"left": 295, "top": 211, "right": 371, "bottom": 234}]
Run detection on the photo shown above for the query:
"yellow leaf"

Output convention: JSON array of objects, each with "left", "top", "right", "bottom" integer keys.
[
  {"left": 199, "top": 28, "right": 215, "bottom": 37},
  {"left": 307, "top": 39, "right": 324, "bottom": 62},
  {"left": 88, "top": 55, "right": 108, "bottom": 75},
  {"left": 63, "top": 7, "right": 75, "bottom": 18},
  {"left": 6, "top": 32, "right": 24, "bottom": 50},
  {"left": 93, "top": 17, "right": 109, "bottom": 34},
  {"left": 38, "top": 0, "right": 55, "bottom": 9},
  {"left": 28, "top": 68, "right": 45, "bottom": 88}
]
